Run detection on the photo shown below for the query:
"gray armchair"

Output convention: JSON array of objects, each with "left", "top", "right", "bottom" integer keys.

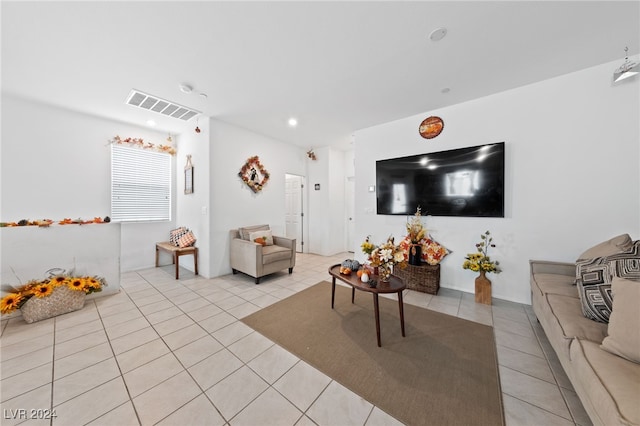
[{"left": 229, "top": 225, "right": 296, "bottom": 284}]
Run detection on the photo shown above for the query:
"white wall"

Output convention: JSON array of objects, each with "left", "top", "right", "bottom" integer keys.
[
  {"left": 307, "top": 146, "right": 347, "bottom": 255},
  {"left": 1, "top": 95, "right": 180, "bottom": 273},
  {"left": 208, "top": 118, "right": 308, "bottom": 276},
  {"left": 354, "top": 59, "right": 640, "bottom": 304},
  {"left": 175, "top": 119, "right": 211, "bottom": 276}
]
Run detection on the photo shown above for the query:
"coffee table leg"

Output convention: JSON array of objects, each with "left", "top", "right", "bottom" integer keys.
[
  {"left": 331, "top": 277, "right": 336, "bottom": 309},
  {"left": 373, "top": 294, "right": 381, "bottom": 347},
  {"left": 351, "top": 287, "right": 355, "bottom": 304},
  {"left": 398, "top": 291, "right": 405, "bottom": 338}
]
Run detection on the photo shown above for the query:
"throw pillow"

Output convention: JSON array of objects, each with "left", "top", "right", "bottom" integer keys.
[
  {"left": 239, "top": 225, "right": 270, "bottom": 241},
  {"left": 601, "top": 277, "right": 640, "bottom": 363},
  {"left": 249, "top": 230, "right": 273, "bottom": 246},
  {"left": 178, "top": 231, "right": 196, "bottom": 248},
  {"left": 254, "top": 237, "right": 267, "bottom": 246},
  {"left": 422, "top": 235, "right": 450, "bottom": 266},
  {"left": 169, "top": 227, "right": 189, "bottom": 247},
  {"left": 577, "top": 234, "right": 633, "bottom": 260},
  {"left": 576, "top": 241, "right": 639, "bottom": 323}
]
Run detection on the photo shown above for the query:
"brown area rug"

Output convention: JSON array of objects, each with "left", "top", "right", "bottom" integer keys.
[{"left": 242, "top": 281, "right": 503, "bottom": 426}]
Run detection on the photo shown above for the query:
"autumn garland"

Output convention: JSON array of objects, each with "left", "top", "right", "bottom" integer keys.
[{"left": 108, "top": 135, "right": 176, "bottom": 155}]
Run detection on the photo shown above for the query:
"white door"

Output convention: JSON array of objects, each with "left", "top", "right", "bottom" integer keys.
[
  {"left": 346, "top": 177, "right": 355, "bottom": 252},
  {"left": 285, "top": 174, "right": 304, "bottom": 252}
]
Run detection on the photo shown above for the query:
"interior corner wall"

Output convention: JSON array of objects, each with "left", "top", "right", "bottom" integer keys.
[
  {"left": 175, "top": 120, "right": 211, "bottom": 277},
  {"left": 0, "top": 95, "right": 178, "bottom": 274},
  {"left": 208, "top": 118, "right": 307, "bottom": 277},
  {"left": 307, "top": 146, "right": 347, "bottom": 256},
  {"left": 353, "top": 58, "right": 640, "bottom": 304}
]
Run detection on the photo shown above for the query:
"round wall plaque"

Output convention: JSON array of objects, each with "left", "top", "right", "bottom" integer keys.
[{"left": 419, "top": 116, "right": 444, "bottom": 139}]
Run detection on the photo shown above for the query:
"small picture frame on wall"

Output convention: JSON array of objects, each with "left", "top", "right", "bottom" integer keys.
[{"left": 185, "top": 155, "right": 194, "bottom": 194}]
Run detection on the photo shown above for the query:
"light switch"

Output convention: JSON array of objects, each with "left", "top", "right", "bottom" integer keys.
[{"left": 201, "top": 206, "right": 207, "bottom": 215}]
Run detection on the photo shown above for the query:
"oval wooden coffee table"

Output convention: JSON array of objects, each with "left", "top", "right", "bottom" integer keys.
[{"left": 328, "top": 264, "right": 406, "bottom": 347}]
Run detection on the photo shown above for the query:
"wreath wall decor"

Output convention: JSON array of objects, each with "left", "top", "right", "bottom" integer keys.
[{"left": 238, "top": 156, "right": 270, "bottom": 193}]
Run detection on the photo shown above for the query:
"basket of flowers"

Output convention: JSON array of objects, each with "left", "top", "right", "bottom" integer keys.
[{"left": 1, "top": 274, "right": 106, "bottom": 323}]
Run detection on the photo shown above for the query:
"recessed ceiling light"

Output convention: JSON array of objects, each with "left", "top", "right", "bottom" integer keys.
[
  {"left": 288, "top": 117, "right": 298, "bottom": 127},
  {"left": 429, "top": 27, "right": 447, "bottom": 42},
  {"left": 147, "top": 120, "right": 156, "bottom": 127},
  {"left": 441, "top": 87, "right": 450, "bottom": 94},
  {"left": 179, "top": 84, "right": 193, "bottom": 94},
  {"left": 199, "top": 93, "right": 208, "bottom": 99}
]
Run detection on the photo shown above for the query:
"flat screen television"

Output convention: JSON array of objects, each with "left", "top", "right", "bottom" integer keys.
[{"left": 376, "top": 142, "right": 505, "bottom": 217}]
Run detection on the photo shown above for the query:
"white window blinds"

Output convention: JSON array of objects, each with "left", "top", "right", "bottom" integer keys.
[{"left": 111, "top": 145, "right": 171, "bottom": 222}]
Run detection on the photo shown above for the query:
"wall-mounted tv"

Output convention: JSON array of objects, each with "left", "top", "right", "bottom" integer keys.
[{"left": 376, "top": 142, "right": 505, "bottom": 217}]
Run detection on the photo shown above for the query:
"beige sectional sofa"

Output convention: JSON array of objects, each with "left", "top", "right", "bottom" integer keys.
[{"left": 530, "top": 235, "right": 640, "bottom": 426}]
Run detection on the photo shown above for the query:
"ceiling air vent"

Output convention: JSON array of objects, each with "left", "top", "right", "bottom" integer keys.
[{"left": 125, "top": 89, "right": 200, "bottom": 121}]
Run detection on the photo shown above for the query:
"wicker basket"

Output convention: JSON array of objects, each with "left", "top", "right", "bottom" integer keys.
[
  {"left": 394, "top": 263, "right": 440, "bottom": 294},
  {"left": 21, "top": 286, "right": 86, "bottom": 324}
]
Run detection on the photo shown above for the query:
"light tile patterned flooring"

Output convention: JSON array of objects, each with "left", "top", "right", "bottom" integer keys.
[{"left": 0, "top": 252, "right": 592, "bottom": 426}]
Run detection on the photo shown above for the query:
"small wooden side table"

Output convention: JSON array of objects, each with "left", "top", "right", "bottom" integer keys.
[
  {"left": 155, "top": 242, "right": 199, "bottom": 280},
  {"left": 328, "top": 264, "right": 406, "bottom": 347}
]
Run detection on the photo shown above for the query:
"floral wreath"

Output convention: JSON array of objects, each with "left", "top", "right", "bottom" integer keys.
[
  {"left": 108, "top": 135, "right": 176, "bottom": 155},
  {"left": 238, "top": 156, "right": 270, "bottom": 193}
]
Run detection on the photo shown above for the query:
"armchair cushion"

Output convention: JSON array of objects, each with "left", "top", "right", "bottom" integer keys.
[{"left": 263, "top": 245, "right": 293, "bottom": 264}]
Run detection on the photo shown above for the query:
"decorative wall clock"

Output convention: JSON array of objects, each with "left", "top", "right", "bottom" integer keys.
[
  {"left": 419, "top": 116, "right": 444, "bottom": 139},
  {"left": 238, "top": 155, "right": 270, "bottom": 193}
]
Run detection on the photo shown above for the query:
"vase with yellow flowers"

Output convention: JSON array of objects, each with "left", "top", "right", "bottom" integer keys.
[{"left": 462, "top": 231, "right": 501, "bottom": 304}]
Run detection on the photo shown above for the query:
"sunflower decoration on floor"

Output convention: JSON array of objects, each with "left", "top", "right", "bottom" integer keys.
[{"left": 1, "top": 275, "right": 106, "bottom": 315}]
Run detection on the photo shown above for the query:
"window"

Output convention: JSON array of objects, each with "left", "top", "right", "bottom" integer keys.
[{"left": 111, "top": 145, "right": 171, "bottom": 222}]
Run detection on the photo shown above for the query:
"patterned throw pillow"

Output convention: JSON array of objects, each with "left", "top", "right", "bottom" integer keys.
[
  {"left": 169, "top": 227, "right": 189, "bottom": 246},
  {"left": 177, "top": 231, "right": 196, "bottom": 248},
  {"left": 576, "top": 241, "right": 639, "bottom": 323},
  {"left": 422, "top": 235, "right": 451, "bottom": 266}
]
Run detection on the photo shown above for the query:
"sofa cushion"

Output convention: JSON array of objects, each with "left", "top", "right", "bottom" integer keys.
[
  {"left": 262, "top": 245, "right": 292, "bottom": 264},
  {"left": 250, "top": 230, "right": 274, "bottom": 246},
  {"left": 601, "top": 277, "right": 640, "bottom": 363},
  {"left": 531, "top": 273, "right": 577, "bottom": 298},
  {"left": 239, "top": 224, "right": 270, "bottom": 241},
  {"left": 546, "top": 294, "right": 607, "bottom": 349},
  {"left": 570, "top": 338, "right": 640, "bottom": 426},
  {"left": 577, "top": 233, "right": 633, "bottom": 260}
]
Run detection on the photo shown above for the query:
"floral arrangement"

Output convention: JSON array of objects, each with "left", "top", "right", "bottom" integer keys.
[
  {"left": 462, "top": 231, "right": 501, "bottom": 274},
  {"left": 1, "top": 275, "right": 106, "bottom": 315},
  {"left": 361, "top": 236, "right": 407, "bottom": 270},
  {"left": 406, "top": 206, "right": 426, "bottom": 244},
  {"left": 239, "top": 156, "right": 270, "bottom": 193},
  {"left": 108, "top": 135, "right": 176, "bottom": 155}
]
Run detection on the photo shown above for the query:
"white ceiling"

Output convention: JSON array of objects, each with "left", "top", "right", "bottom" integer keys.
[{"left": 2, "top": 1, "right": 639, "bottom": 150}]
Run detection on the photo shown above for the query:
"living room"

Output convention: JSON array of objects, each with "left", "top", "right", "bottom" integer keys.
[{"left": 1, "top": 2, "right": 639, "bottom": 425}]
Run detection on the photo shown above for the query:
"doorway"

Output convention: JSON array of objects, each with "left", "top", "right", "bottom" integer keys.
[{"left": 285, "top": 174, "right": 304, "bottom": 253}]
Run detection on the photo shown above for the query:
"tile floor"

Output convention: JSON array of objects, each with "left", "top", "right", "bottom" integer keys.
[{"left": 0, "top": 252, "right": 592, "bottom": 426}]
